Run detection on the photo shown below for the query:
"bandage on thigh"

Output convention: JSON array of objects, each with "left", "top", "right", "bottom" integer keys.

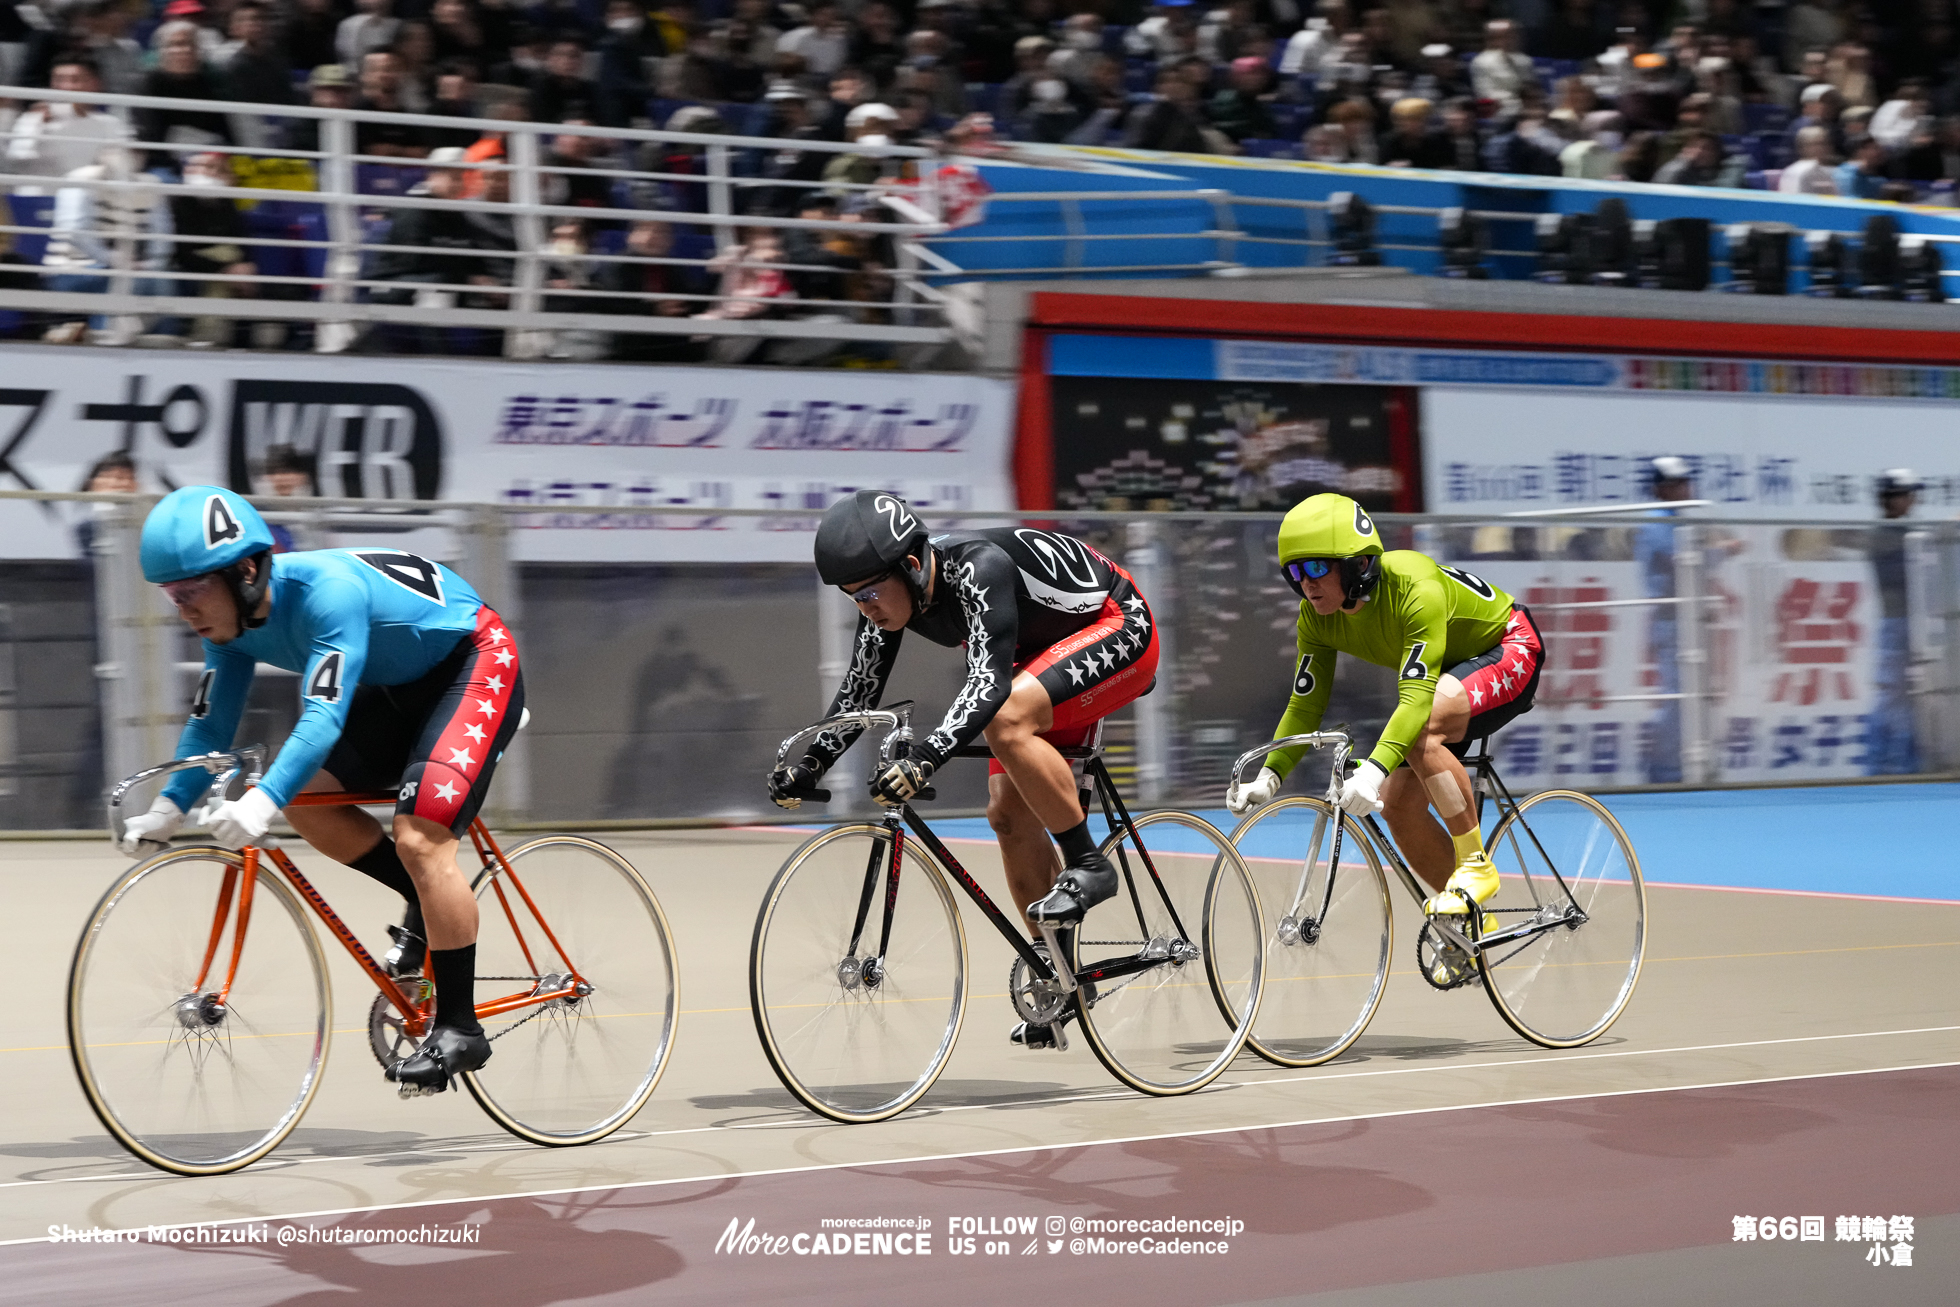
[{"left": 1423, "top": 770, "right": 1467, "bottom": 818}]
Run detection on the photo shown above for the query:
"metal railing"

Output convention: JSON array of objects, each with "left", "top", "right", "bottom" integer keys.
[
  {"left": 0, "top": 85, "right": 956, "bottom": 357},
  {"left": 3, "top": 492, "right": 1942, "bottom": 831}
]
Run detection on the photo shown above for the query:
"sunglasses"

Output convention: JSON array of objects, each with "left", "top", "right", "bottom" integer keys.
[
  {"left": 159, "top": 573, "right": 222, "bottom": 606},
  {"left": 842, "top": 573, "right": 896, "bottom": 606},
  {"left": 1282, "top": 558, "right": 1337, "bottom": 585}
]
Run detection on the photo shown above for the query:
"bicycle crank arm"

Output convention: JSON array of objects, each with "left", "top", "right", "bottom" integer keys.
[{"left": 1036, "top": 923, "right": 1076, "bottom": 994}]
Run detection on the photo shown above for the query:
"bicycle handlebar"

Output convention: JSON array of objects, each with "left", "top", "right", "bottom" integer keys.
[
  {"left": 106, "top": 746, "right": 268, "bottom": 849},
  {"left": 1228, "top": 729, "right": 1354, "bottom": 803},
  {"left": 774, "top": 702, "right": 916, "bottom": 771}
]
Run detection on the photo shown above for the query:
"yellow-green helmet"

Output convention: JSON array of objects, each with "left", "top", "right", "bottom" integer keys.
[{"left": 1277, "top": 493, "right": 1383, "bottom": 607}]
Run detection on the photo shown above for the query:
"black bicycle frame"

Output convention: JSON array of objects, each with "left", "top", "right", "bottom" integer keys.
[{"left": 863, "top": 748, "right": 1184, "bottom": 991}]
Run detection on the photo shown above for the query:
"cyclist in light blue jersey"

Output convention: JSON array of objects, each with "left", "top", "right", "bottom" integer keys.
[{"left": 119, "top": 487, "right": 526, "bottom": 1092}]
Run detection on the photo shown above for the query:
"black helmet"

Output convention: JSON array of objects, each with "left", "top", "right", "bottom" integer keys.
[{"left": 814, "top": 489, "right": 932, "bottom": 594}]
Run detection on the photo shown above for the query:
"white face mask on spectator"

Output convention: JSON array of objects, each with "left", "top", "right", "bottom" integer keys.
[
  {"left": 609, "top": 16, "right": 642, "bottom": 32},
  {"left": 1034, "top": 78, "right": 1068, "bottom": 103},
  {"left": 1067, "top": 29, "right": 1099, "bottom": 49},
  {"left": 857, "top": 133, "right": 892, "bottom": 147}
]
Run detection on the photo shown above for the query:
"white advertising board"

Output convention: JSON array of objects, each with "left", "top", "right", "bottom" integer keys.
[
  {"left": 0, "top": 347, "right": 1016, "bottom": 561},
  {"left": 1424, "top": 388, "right": 1960, "bottom": 519},
  {"left": 1468, "top": 538, "right": 1882, "bottom": 787}
]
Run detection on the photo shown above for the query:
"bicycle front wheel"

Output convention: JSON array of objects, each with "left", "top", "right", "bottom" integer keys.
[
  {"left": 1077, "top": 811, "right": 1262, "bottom": 1096},
  {"left": 1480, "top": 790, "right": 1646, "bottom": 1048},
  {"left": 1229, "top": 797, "right": 1392, "bottom": 1067},
  {"left": 463, "top": 835, "right": 679, "bottom": 1145},
  {"left": 750, "top": 822, "right": 966, "bottom": 1124},
  {"left": 68, "top": 848, "right": 330, "bottom": 1176}
]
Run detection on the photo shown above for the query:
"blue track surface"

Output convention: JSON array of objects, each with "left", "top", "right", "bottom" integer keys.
[{"left": 924, "top": 783, "right": 1960, "bottom": 903}]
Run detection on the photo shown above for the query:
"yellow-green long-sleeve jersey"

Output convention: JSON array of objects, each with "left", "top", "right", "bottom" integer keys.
[{"left": 1265, "top": 551, "right": 1515, "bottom": 778}]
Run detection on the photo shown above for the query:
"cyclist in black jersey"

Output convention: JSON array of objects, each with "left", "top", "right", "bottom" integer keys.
[{"left": 770, "top": 491, "right": 1160, "bottom": 1047}]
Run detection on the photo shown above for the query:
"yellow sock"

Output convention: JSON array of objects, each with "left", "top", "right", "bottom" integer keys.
[{"left": 1450, "top": 827, "right": 1485, "bottom": 865}]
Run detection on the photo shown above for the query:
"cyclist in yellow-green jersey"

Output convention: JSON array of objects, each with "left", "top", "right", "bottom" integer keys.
[{"left": 1225, "top": 494, "right": 1547, "bottom": 919}]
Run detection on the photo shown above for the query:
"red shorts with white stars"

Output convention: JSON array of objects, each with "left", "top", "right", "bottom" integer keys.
[
  {"left": 319, "top": 606, "right": 525, "bottom": 835},
  {"left": 1443, "top": 604, "right": 1543, "bottom": 760}
]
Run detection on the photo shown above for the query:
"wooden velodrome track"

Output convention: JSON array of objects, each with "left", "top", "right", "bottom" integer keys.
[{"left": 0, "top": 794, "right": 1954, "bottom": 1305}]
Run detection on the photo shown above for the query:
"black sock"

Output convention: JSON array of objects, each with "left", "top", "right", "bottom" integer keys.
[
  {"left": 430, "top": 945, "right": 482, "bottom": 1035},
  {"left": 350, "top": 838, "right": 423, "bottom": 921},
  {"left": 1054, "top": 819, "right": 1097, "bottom": 865}
]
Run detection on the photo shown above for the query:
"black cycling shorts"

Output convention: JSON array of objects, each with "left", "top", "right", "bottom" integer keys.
[{"left": 321, "top": 606, "right": 525, "bottom": 835}]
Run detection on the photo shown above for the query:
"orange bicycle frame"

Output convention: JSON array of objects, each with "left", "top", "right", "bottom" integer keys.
[{"left": 188, "top": 791, "right": 585, "bottom": 1038}]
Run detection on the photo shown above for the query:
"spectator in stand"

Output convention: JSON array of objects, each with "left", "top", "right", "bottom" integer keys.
[
  {"left": 778, "top": 1, "right": 851, "bottom": 81},
  {"left": 390, "top": 21, "right": 437, "bottom": 112},
  {"left": 531, "top": 36, "right": 596, "bottom": 125},
  {"left": 5, "top": 52, "right": 132, "bottom": 193},
  {"left": 1653, "top": 128, "right": 1746, "bottom": 186},
  {"left": 1618, "top": 51, "right": 1682, "bottom": 131},
  {"left": 259, "top": 445, "right": 311, "bottom": 553},
  {"left": 283, "top": 0, "right": 343, "bottom": 76},
  {"left": 1484, "top": 107, "right": 1564, "bottom": 174},
  {"left": 1786, "top": 82, "right": 1847, "bottom": 159},
  {"left": 543, "top": 121, "right": 615, "bottom": 211},
  {"left": 219, "top": 2, "right": 296, "bottom": 114},
  {"left": 851, "top": 1, "right": 905, "bottom": 92},
  {"left": 602, "top": 220, "right": 707, "bottom": 362},
  {"left": 1280, "top": 0, "right": 1352, "bottom": 78},
  {"left": 1617, "top": 129, "right": 1662, "bottom": 182},
  {"left": 1013, "top": 66, "right": 1092, "bottom": 143},
  {"left": 1540, "top": 0, "right": 1609, "bottom": 61},
  {"left": 1778, "top": 123, "right": 1841, "bottom": 193},
  {"left": 1209, "top": 56, "right": 1278, "bottom": 144},
  {"left": 430, "top": 0, "right": 494, "bottom": 69},
  {"left": 427, "top": 60, "right": 483, "bottom": 147},
  {"left": 337, "top": 0, "right": 400, "bottom": 71},
  {"left": 1302, "top": 122, "right": 1350, "bottom": 161},
  {"left": 41, "top": 144, "right": 163, "bottom": 344},
  {"left": 1561, "top": 108, "right": 1623, "bottom": 178},
  {"left": 1131, "top": 0, "right": 1204, "bottom": 62},
  {"left": 1323, "top": 95, "right": 1380, "bottom": 162},
  {"left": 1437, "top": 96, "right": 1487, "bottom": 170},
  {"left": 354, "top": 49, "right": 430, "bottom": 158},
  {"left": 1826, "top": 40, "right": 1877, "bottom": 110},
  {"left": 167, "top": 151, "right": 258, "bottom": 346},
  {"left": 1412, "top": 42, "right": 1473, "bottom": 103},
  {"left": 824, "top": 101, "right": 899, "bottom": 192},
  {"left": 137, "top": 21, "right": 235, "bottom": 169},
  {"left": 75, "top": 451, "right": 140, "bottom": 557},
  {"left": 1656, "top": 91, "right": 1713, "bottom": 166},
  {"left": 899, "top": 30, "right": 968, "bottom": 119},
  {"left": 998, "top": 36, "right": 1057, "bottom": 125},
  {"left": 1871, "top": 79, "right": 1932, "bottom": 152},
  {"left": 712, "top": 18, "right": 770, "bottom": 103},
  {"left": 1470, "top": 20, "right": 1535, "bottom": 115},
  {"left": 63, "top": 0, "right": 145, "bottom": 96},
  {"left": 1381, "top": 95, "right": 1450, "bottom": 167},
  {"left": 1052, "top": 12, "right": 1106, "bottom": 84},
  {"left": 1834, "top": 133, "right": 1894, "bottom": 198},
  {"left": 814, "top": 67, "right": 872, "bottom": 140},
  {"left": 1126, "top": 68, "right": 1215, "bottom": 155},
  {"left": 1899, "top": 117, "right": 1960, "bottom": 183}
]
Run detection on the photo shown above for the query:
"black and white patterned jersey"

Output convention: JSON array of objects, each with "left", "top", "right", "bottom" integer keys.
[{"left": 810, "top": 527, "right": 1142, "bottom": 771}]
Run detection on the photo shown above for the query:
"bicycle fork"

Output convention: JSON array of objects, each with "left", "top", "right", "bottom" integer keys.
[{"left": 839, "top": 815, "right": 906, "bottom": 991}]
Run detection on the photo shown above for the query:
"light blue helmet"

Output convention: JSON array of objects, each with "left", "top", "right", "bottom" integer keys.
[{"left": 141, "top": 486, "right": 275, "bottom": 582}]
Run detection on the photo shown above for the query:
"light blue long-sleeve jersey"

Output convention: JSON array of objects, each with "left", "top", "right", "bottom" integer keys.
[{"left": 163, "top": 549, "right": 483, "bottom": 810}]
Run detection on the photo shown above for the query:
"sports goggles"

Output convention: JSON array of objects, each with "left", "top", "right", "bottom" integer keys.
[
  {"left": 842, "top": 573, "right": 896, "bottom": 606},
  {"left": 159, "top": 573, "right": 223, "bottom": 606},
  {"left": 1282, "top": 558, "right": 1338, "bottom": 584}
]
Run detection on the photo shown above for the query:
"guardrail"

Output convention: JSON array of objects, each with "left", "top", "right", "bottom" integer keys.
[
  {"left": 0, "top": 491, "right": 1933, "bottom": 831},
  {"left": 0, "top": 85, "right": 956, "bottom": 358}
]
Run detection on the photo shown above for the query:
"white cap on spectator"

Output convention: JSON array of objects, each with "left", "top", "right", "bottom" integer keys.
[
  {"left": 1801, "top": 82, "right": 1835, "bottom": 104},
  {"left": 1421, "top": 43, "right": 1452, "bottom": 58},
  {"left": 764, "top": 80, "right": 806, "bottom": 102},
  {"left": 427, "top": 146, "right": 468, "bottom": 166},
  {"left": 845, "top": 102, "right": 899, "bottom": 129},
  {"left": 1651, "top": 455, "right": 1693, "bottom": 483}
]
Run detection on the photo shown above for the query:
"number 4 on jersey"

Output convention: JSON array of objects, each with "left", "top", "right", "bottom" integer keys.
[
  {"left": 353, "top": 550, "right": 446, "bottom": 604},
  {"left": 304, "top": 650, "right": 344, "bottom": 704}
]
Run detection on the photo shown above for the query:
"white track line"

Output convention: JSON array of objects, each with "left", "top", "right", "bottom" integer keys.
[
  {"left": 4, "top": 1055, "right": 1953, "bottom": 1247},
  {"left": 2, "top": 1024, "right": 1955, "bottom": 1232}
]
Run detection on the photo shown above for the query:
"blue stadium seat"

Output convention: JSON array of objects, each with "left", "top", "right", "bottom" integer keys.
[
  {"left": 1239, "top": 138, "right": 1300, "bottom": 159},
  {"left": 1269, "top": 102, "right": 1308, "bottom": 139},
  {"left": 1742, "top": 103, "right": 1792, "bottom": 135},
  {"left": 7, "top": 194, "right": 55, "bottom": 264},
  {"left": 1125, "top": 60, "right": 1156, "bottom": 94}
]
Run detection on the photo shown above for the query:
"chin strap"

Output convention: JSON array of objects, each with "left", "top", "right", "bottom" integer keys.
[{"left": 225, "top": 550, "right": 273, "bottom": 630}]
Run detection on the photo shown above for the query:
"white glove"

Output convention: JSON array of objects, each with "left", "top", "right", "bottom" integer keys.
[
  {"left": 118, "top": 795, "right": 185, "bottom": 856},
  {"left": 1226, "top": 766, "right": 1281, "bottom": 815},
  {"left": 1338, "top": 760, "right": 1386, "bottom": 817},
  {"left": 204, "top": 787, "right": 280, "bottom": 850}
]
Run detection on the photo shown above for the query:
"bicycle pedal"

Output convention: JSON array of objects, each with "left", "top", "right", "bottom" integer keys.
[{"left": 395, "top": 1078, "right": 447, "bottom": 1099}]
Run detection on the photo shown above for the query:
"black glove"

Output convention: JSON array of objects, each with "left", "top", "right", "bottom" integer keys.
[
  {"left": 869, "top": 757, "right": 933, "bottom": 808},
  {"left": 768, "top": 756, "right": 827, "bottom": 809}
]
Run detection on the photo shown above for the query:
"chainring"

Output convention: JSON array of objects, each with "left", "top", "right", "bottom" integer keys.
[
  {"left": 368, "top": 980, "right": 431, "bottom": 1070},
  {"left": 1008, "top": 947, "right": 1070, "bottom": 1026}
]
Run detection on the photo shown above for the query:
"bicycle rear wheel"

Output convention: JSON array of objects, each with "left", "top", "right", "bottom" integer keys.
[
  {"left": 1229, "top": 798, "right": 1392, "bottom": 1067},
  {"left": 463, "top": 835, "right": 679, "bottom": 1145},
  {"left": 68, "top": 848, "right": 330, "bottom": 1176},
  {"left": 1076, "top": 811, "right": 1261, "bottom": 1096},
  {"left": 1479, "top": 790, "right": 1646, "bottom": 1048},
  {"left": 751, "top": 822, "right": 966, "bottom": 1123}
]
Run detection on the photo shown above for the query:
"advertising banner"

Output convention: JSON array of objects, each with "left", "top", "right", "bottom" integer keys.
[
  {"left": 0, "top": 348, "right": 1016, "bottom": 561},
  {"left": 1461, "top": 526, "right": 1888, "bottom": 788},
  {"left": 1425, "top": 388, "right": 1960, "bottom": 520}
]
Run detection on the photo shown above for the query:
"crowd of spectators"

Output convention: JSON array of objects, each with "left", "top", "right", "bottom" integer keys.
[{"left": 3, "top": 0, "right": 1959, "bottom": 352}]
